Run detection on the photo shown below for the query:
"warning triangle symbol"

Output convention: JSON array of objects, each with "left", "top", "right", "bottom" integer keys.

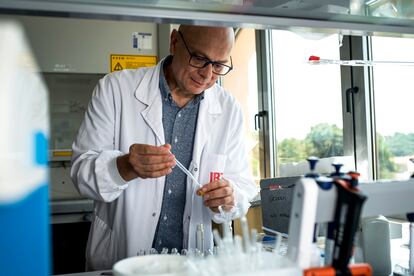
[{"left": 114, "top": 62, "right": 123, "bottom": 71}]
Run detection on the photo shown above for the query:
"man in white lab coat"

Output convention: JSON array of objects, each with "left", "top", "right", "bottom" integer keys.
[{"left": 71, "top": 25, "right": 257, "bottom": 270}]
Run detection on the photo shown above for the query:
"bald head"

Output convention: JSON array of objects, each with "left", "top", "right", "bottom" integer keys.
[
  {"left": 165, "top": 24, "right": 235, "bottom": 105},
  {"left": 178, "top": 25, "right": 235, "bottom": 57}
]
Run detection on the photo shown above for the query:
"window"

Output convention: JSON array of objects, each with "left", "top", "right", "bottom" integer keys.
[
  {"left": 371, "top": 36, "right": 414, "bottom": 180},
  {"left": 270, "top": 30, "right": 347, "bottom": 176}
]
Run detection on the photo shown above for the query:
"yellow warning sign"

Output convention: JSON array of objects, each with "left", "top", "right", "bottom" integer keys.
[
  {"left": 114, "top": 62, "right": 123, "bottom": 71},
  {"left": 110, "top": 55, "right": 157, "bottom": 72},
  {"left": 52, "top": 150, "right": 72, "bottom": 157}
]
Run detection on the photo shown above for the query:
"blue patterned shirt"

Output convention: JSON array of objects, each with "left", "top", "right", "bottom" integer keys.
[{"left": 152, "top": 56, "right": 204, "bottom": 252}]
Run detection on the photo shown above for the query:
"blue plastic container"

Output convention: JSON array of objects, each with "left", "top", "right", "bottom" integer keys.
[{"left": 0, "top": 21, "right": 50, "bottom": 276}]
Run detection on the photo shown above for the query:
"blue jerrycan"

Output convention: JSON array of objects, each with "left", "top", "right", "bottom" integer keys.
[{"left": 0, "top": 21, "right": 50, "bottom": 276}]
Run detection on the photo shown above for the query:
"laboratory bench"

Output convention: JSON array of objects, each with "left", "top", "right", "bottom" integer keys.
[
  {"left": 53, "top": 229, "right": 410, "bottom": 276},
  {"left": 48, "top": 194, "right": 410, "bottom": 275},
  {"left": 49, "top": 200, "right": 262, "bottom": 275}
]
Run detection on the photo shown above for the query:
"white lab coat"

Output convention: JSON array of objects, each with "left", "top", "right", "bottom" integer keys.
[{"left": 71, "top": 60, "right": 257, "bottom": 270}]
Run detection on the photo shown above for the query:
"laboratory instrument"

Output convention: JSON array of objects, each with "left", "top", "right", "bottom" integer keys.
[
  {"left": 305, "top": 156, "right": 320, "bottom": 178},
  {"left": 289, "top": 163, "right": 414, "bottom": 275},
  {"left": 259, "top": 176, "right": 300, "bottom": 236},
  {"left": 173, "top": 156, "right": 203, "bottom": 193},
  {"left": 0, "top": 20, "right": 50, "bottom": 275},
  {"left": 114, "top": 153, "right": 414, "bottom": 276},
  {"left": 113, "top": 216, "right": 301, "bottom": 276},
  {"left": 288, "top": 171, "right": 371, "bottom": 275},
  {"left": 196, "top": 224, "right": 205, "bottom": 254},
  {"left": 325, "top": 162, "right": 346, "bottom": 266},
  {"left": 356, "top": 215, "right": 391, "bottom": 275},
  {"left": 406, "top": 161, "right": 414, "bottom": 275},
  {"left": 309, "top": 55, "right": 414, "bottom": 66},
  {"left": 113, "top": 255, "right": 190, "bottom": 275},
  {"left": 211, "top": 204, "right": 241, "bottom": 248}
]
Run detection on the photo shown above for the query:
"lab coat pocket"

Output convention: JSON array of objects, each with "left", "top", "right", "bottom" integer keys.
[
  {"left": 86, "top": 215, "right": 113, "bottom": 270},
  {"left": 200, "top": 153, "right": 227, "bottom": 185}
]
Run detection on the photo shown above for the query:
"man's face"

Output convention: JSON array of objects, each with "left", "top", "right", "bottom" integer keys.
[{"left": 169, "top": 27, "right": 234, "bottom": 96}]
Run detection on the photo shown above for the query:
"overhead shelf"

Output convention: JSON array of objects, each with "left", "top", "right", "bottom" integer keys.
[{"left": 1, "top": 0, "right": 414, "bottom": 37}]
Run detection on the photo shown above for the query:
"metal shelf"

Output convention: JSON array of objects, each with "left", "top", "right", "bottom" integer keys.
[
  {"left": 51, "top": 199, "right": 93, "bottom": 214},
  {"left": 1, "top": 0, "right": 414, "bottom": 37}
]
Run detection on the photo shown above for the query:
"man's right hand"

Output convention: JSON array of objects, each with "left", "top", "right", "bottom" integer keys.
[{"left": 117, "top": 144, "right": 176, "bottom": 181}]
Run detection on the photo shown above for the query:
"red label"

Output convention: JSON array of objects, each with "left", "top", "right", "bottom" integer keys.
[{"left": 209, "top": 172, "right": 223, "bottom": 182}]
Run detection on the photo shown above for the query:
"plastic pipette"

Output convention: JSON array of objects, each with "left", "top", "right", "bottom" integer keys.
[
  {"left": 213, "top": 229, "right": 224, "bottom": 248},
  {"left": 196, "top": 224, "right": 205, "bottom": 255},
  {"left": 240, "top": 216, "right": 251, "bottom": 253},
  {"left": 173, "top": 156, "right": 204, "bottom": 195}
]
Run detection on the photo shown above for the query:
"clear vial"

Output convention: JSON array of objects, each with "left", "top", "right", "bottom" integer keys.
[{"left": 180, "top": 249, "right": 188, "bottom": 256}]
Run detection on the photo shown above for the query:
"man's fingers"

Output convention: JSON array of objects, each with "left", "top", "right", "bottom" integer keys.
[
  {"left": 138, "top": 167, "right": 173, "bottom": 179},
  {"left": 200, "top": 179, "right": 229, "bottom": 194},
  {"left": 162, "top": 144, "right": 172, "bottom": 151},
  {"left": 134, "top": 161, "right": 176, "bottom": 173},
  {"left": 127, "top": 144, "right": 175, "bottom": 179},
  {"left": 131, "top": 144, "right": 172, "bottom": 155},
  {"left": 204, "top": 196, "right": 234, "bottom": 209},
  {"left": 199, "top": 178, "right": 235, "bottom": 211},
  {"left": 203, "top": 186, "right": 233, "bottom": 200},
  {"left": 138, "top": 154, "right": 175, "bottom": 165}
]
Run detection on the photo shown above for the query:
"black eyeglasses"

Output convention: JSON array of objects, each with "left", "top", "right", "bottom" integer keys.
[{"left": 178, "top": 31, "right": 233, "bottom": 76}]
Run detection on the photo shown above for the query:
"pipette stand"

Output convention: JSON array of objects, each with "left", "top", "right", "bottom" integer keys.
[
  {"left": 287, "top": 175, "right": 414, "bottom": 275},
  {"left": 288, "top": 175, "right": 371, "bottom": 275}
]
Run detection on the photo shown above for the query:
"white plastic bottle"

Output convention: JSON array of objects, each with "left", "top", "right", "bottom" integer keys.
[{"left": 0, "top": 21, "right": 50, "bottom": 275}]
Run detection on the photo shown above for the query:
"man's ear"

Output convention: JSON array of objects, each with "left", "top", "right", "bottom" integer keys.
[{"left": 169, "top": 29, "right": 179, "bottom": 55}]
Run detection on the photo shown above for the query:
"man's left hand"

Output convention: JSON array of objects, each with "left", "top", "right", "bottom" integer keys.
[{"left": 197, "top": 179, "right": 234, "bottom": 213}]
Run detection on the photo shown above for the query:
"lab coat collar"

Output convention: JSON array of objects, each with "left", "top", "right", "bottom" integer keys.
[
  {"left": 191, "top": 87, "right": 221, "bottom": 167},
  {"left": 134, "top": 61, "right": 165, "bottom": 145},
  {"left": 202, "top": 85, "right": 222, "bottom": 115},
  {"left": 134, "top": 60, "right": 163, "bottom": 106}
]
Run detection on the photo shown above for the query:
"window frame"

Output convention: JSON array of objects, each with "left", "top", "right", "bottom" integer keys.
[{"left": 256, "top": 31, "right": 377, "bottom": 181}]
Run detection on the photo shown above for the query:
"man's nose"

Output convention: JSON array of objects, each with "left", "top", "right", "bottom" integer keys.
[{"left": 198, "top": 63, "right": 214, "bottom": 79}]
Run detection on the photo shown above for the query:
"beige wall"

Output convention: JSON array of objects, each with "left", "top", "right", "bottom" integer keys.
[{"left": 222, "top": 28, "right": 256, "bottom": 134}]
